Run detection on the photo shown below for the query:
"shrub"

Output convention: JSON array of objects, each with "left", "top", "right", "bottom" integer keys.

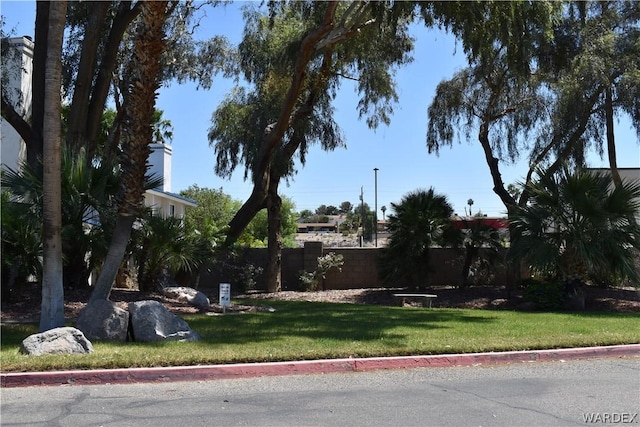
[
  {"left": 299, "top": 252, "right": 344, "bottom": 291},
  {"left": 521, "top": 277, "right": 565, "bottom": 310}
]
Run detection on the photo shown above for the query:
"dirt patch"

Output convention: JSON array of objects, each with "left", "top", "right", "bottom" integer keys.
[{"left": 1, "top": 285, "right": 639, "bottom": 324}]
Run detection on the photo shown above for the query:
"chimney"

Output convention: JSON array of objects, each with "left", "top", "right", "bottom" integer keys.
[{"left": 148, "top": 143, "right": 172, "bottom": 192}]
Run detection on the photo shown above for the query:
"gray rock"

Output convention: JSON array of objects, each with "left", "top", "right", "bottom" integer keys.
[
  {"left": 20, "top": 327, "right": 93, "bottom": 356},
  {"left": 76, "top": 300, "right": 129, "bottom": 341},
  {"left": 162, "top": 286, "right": 210, "bottom": 311},
  {"left": 489, "top": 298, "right": 510, "bottom": 309},
  {"left": 128, "top": 300, "right": 200, "bottom": 342}
]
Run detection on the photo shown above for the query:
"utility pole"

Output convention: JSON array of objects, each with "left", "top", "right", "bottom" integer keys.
[
  {"left": 360, "top": 186, "right": 364, "bottom": 247},
  {"left": 374, "top": 168, "right": 378, "bottom": 247}
]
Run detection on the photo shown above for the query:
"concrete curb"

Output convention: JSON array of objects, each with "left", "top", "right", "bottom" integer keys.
[{"left": 2, "top": 344, "right": 638, "bottom": 388}]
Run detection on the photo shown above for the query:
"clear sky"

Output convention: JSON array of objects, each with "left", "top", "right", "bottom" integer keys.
[{"left": 3, "top": 1, "right": 639, "bottom": 218}]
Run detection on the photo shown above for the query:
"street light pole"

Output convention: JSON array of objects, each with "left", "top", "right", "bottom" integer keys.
[
  {"left": 360, "top": 186, "right": 364, "bottom": 247},
  {"left": 374, "top": 167, "right": 379, "bottom": 247}
]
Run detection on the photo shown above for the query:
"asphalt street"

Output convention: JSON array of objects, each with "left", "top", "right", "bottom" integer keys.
[{"left": 1, "top": 357, "right": 639, "bottom": 426}]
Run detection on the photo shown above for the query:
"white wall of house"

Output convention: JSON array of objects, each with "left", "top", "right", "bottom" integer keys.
[
  {"left": 144, "top": 189, "right": 196, "bottom": 219},
  {"left": 1, "top": 36, "right": 33, "bottom": 172}
]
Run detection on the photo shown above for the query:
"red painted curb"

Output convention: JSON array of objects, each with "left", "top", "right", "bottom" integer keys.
[{"left": 2, "top": 344, "right": 638, "bottom": 388}]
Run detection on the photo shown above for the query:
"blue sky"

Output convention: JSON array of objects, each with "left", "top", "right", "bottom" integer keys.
[{"left": 3, "top": 1, "right": 639, "bottom": 218}]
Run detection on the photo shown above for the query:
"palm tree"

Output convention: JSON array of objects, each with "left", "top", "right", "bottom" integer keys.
[
  {"left": 1, "top": 191, "right": 42, "bottom": 302},
  {"left": 40, "top": 0, "right": 67, "bottom": 331},
  {"left": 151, "top": 109, "right": 174, "bottom": 145},
  {"left": 459, "top": 218, "right": 504, "bottom": 288},
  {"left": 380, "top": 205, "right": 386, "bottom": 221},
  {"left": 508, "top": 167, "right": 640, "bottom": 289},
  {"left": 2, "top": 148, "right": 121, "bottom": 290},
  {"left": 90, "top": 1, "right": 171, "bottom": 302},
  {"left": 378, "top": 188, "right": 459, "bottom": 289},
  {"left": 135, "top": 213, "right": 211, "bottom": 291}
]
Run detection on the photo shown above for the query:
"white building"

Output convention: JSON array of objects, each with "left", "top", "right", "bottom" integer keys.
[
  {"left": 144, "top": 142, "right": 196, "bottom": 218},
  {"left": 1, "top": 36, "right": 195, "bottom": 217},
  {"left": 1, "top": 36, "right": 33, "bottom": 173}
]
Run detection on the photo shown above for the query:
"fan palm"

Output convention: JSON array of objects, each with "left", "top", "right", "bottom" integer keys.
[
  {"left": 378, "top": 188, "right": 459, "bottom": 288},
  {"left": 1, "top": 148, "right": 120, "bottom": 289},
  {"left": 459, "top": 217, "right": 505, "bottom": 288},
  {"left": 135, "top": 213, "right": 211, "bottom": 291},
  {"left": 508, "top": 167, "right": 640, "bottom": 286}
]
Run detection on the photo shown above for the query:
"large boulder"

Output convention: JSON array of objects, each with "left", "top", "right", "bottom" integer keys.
[
  {"left": 128, "top": 300, "right": 200, "bottom": 342},
  {"left": 162, "top": 286, "right": 210, "bottom": 311},
  {"left": 76, "top": 300, "right": 129, "bottom": 342},
  {"left": 20, "top": 327, "right": 93, "bottom": 356}
]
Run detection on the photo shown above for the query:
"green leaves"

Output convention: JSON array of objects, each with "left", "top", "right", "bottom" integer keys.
[
  {"left": 509, "top": 167, "right": 640, "bottom": 285},
  {"left": 379, "top": 188, "right": 457, "bottom": 287}
]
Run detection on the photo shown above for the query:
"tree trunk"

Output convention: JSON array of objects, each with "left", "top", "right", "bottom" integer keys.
[
  {"left": 265, "top": 178, "right": 283, "bottom": 293},
  {"left": 89, "top": 1, "right": 169, "bottom": 302},
  {"left": 85, "top": 2, "right": 142, "bottom": 161},
  {"left": 65, "top": 1, "right": 110, "bottom": 156},
  {"left": 28, "top": 1, "right": 50, "bottom": 173},
  {"left": 605, "top": 86, "right": 636, "bottom": 227},
  {"left": 224, "top": 5, "right": 338, "bottom": 246},
  {"left": 225, "top": 185, "right": 268, "bottom": 245},
  {"left": 90, "top": 215, "right": 135, "bottom": 301},
  {"left": 478, "top": 122, "right": 517, "bottom": 212},
  {"left": 39, "top": 0, "right": 67, "bottom": 332}
]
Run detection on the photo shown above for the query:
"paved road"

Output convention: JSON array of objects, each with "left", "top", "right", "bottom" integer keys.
[{"left": 1, "top": 358, "right": 639, "bottom": 426}]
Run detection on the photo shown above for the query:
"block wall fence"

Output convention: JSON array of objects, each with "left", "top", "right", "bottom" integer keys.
[{"left": 199, "top": 241, "right": 520, "bottom": 292}]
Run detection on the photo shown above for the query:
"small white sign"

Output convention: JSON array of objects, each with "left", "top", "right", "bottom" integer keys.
[{"left": 219, "top": 283, "right": 231, "bottom": 307}]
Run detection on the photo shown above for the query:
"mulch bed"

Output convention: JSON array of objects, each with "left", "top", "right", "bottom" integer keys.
[{"left": 1, "top": 285, "right": 639, "bottom": 324}]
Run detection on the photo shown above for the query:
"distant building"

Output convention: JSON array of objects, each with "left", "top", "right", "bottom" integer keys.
[{"left": 296, "top": 214, "right": 347, "bottom": 233}]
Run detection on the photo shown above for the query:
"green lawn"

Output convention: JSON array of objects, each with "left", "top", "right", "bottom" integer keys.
[{"left": 1, "top": 300, "right": 638, "bottom": 373}]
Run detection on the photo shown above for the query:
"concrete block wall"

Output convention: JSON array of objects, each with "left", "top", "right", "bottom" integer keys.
[
  {"left": 322, "top": 247, "right": 382, "bottom": 289},
  {"left": 199, "top": 242, "right": 519, "bottom": 292}
]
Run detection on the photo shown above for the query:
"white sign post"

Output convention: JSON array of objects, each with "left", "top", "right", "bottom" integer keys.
[{"left": 219, "top": 283, "right": 231, "bottom": 313}]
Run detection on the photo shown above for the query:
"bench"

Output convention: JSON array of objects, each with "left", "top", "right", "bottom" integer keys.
[{"left": 392, "top": 293, "right": 438, "bottom": 308}]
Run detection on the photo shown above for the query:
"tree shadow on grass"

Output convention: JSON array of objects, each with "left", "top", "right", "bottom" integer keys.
[{"left": 186, "top": 300, "right": 497, "bottom": 346}]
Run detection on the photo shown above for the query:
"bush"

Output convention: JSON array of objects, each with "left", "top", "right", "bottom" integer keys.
[
  {"left": 299, "top": 252, "right": 344, "bottom": 291},
  {"left": 521, "top": 278, "right": 565, "bottom": 310}
]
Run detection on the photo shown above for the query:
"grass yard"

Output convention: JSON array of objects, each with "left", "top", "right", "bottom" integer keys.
[{"left": 1, "top": 300, "right": 638, "bottom": 373}]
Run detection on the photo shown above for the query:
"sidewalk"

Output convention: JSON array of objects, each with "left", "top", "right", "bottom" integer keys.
[{"left": 2, "top": 344, "right": 638, "bottom": 388}]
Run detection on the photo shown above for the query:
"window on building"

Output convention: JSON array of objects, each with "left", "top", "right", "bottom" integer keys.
[{"left": 169, "top": 204, "right": 175, "bottom": 217}]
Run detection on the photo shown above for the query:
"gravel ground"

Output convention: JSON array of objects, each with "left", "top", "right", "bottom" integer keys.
[{"left": 1, "top": 285, "right": 639, "bottom": 324}]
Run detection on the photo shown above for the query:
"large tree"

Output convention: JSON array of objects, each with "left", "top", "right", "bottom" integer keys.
[
  {"left": 209, "top": 1, "right": 413, "bottom": 291},
  {"left": 90, "top": 1, "right": 173, "bottom": 301},
  {"left": 425, "top": 1, "right": 639, "bottom": 220},
  {"left": 39, "top": 0, "right": 68, "bottom": 332},
  {"left": 1, "top": 2, "right": 142, "bottom": 172}
]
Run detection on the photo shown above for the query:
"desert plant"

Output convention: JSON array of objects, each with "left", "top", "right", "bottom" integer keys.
[
  {"left": 458, "top": 217, "right": 505, "bottom": 288},
  {"left": 520, "top": 277, "right": 565, "bottom": 311},
  {"left": 135, "top": 213, "right": 213, "bottom": 291},
  {"left": 508, "top": 167, "right": 640, "bottom": 288},
  {"left": 378, "top": 188, "right": 459, "bottom": 288},
  {"left": 299, "top": 252, "right": 344, "bottom": 291}
]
